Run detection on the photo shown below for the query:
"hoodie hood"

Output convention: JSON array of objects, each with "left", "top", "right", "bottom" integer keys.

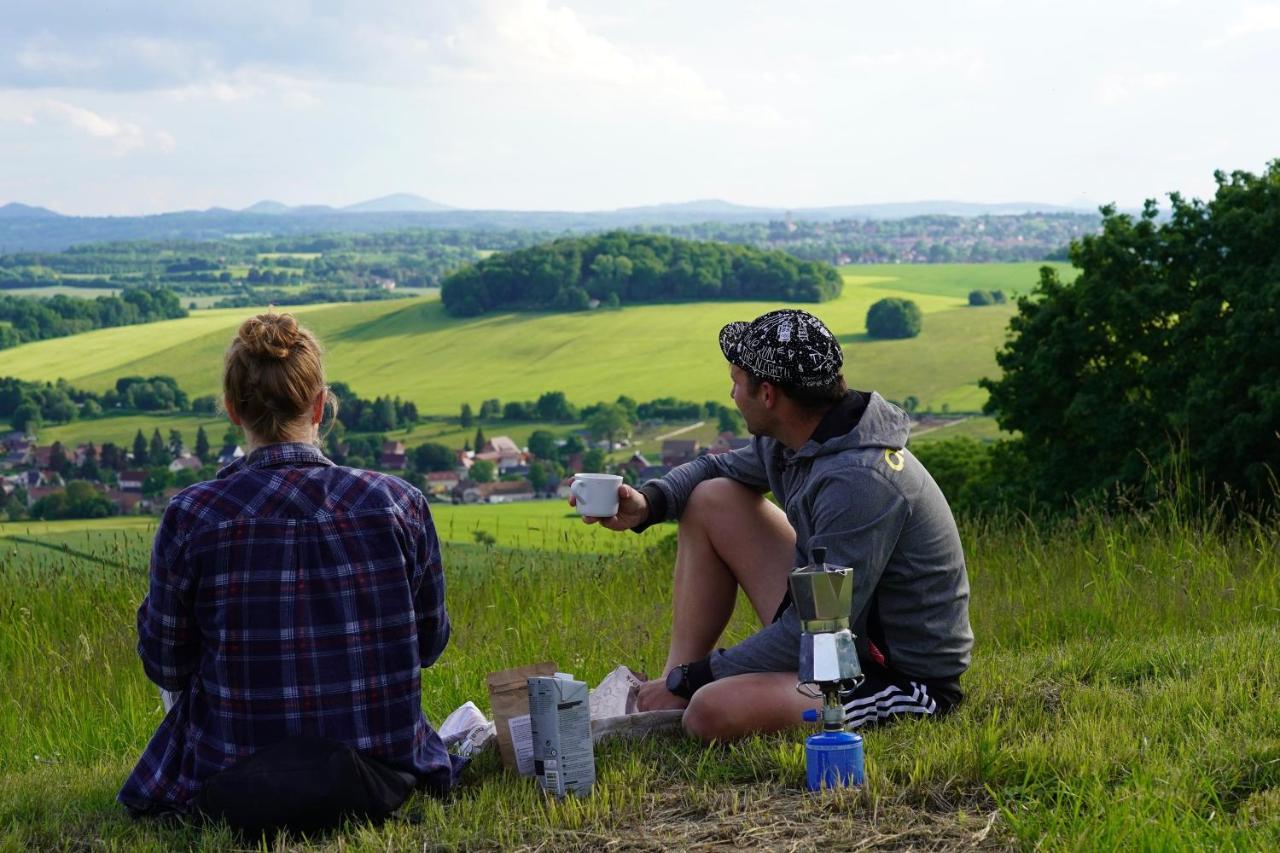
[{"left": 797, "top": 392, "right": 911, "bottom": 458}]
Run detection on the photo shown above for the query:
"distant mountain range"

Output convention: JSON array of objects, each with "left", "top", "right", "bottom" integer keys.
[
  {"left": 0, "top": 195, "right": 1096, "bottom": 253},
  {"left": 240, "top": 193, "right": 456, "bottom": 215}
]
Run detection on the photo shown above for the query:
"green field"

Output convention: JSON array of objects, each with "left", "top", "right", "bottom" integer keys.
[
  {"left": 0, "top": 501, "right": 638, "bottom": 556},
  {"left": 1, "top": 285, "right": 122, "bottom": 299},
  {"left": 36, "top": 412, "right": 231, "bottom": 450},
  {"left": 910, "top": 415, "right": 1005, "bottom": 444},
  {"left": 1, "top": 264, "right": 1063, "bottom": 420},
  {"left": 1, "top": 498, "right": 1276, "bottom": 849},
  {"left": 380, "top": 417, "right": 587, "bottom": 453}
]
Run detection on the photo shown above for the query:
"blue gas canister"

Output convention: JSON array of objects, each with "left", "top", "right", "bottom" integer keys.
[{"left": 802, "top": 712, "right": 864, "bottom": 791}]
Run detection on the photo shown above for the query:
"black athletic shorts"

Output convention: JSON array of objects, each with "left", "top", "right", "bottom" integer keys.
[
  {"left": 773, "top": 591, "right": 962, "bottom": 728},
  {"left": 838, "top": 658, "right": 962, "bottom": 728}
]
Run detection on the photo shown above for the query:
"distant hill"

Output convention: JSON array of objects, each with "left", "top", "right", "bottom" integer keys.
[
  {"left": 0, "top": 195, "right": 1097, "bottom": 252},
  {"left": 239, "top": 194, "right": 454, "bottom": 216},
  {"left": 0, "top": 202, "right": 62, "bottom": 219},
  {"left": 342, "top": 193, "right": 454, "bottom": 213},
  {"left": 613, "top": 199, "right": 765, "bottom": 216},
  {"left": 241, "top": 200, "right": 291, "bottom": 214}
]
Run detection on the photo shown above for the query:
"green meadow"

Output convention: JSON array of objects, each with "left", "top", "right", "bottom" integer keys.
[
  {"left": 36, "top": 412, "right": 233, "bottom": 451},
  {"left": 2, "top": 499, "right": 1277, "bottom": 850},
  {"left": 2, "top": 264, "right": 1063, "bottom": 422},
  {"left": 1, "top": 285, "right": 122, "bottom": 299},
  {"left": 0, "top": 501, "right": 637, "bottom": 557}
]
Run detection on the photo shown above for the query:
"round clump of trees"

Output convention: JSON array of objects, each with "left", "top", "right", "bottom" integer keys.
[
  {"left": 865, "top": 298, "right": 922, "bottom": 339},
  {"left": 968, "top": 289, "right": 1007, "bottom": 306}
]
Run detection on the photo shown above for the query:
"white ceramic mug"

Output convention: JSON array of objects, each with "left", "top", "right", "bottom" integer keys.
[{"left": 571, "top": 473, "right": 623, "bottom": 517}]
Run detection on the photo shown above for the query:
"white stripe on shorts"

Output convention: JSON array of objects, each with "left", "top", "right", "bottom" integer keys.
[{"left": 841, "top": 681, "right": 936, "bottom": 728}]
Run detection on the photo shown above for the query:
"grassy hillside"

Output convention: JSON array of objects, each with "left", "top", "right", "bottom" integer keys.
[
  {"left": 1, "top": 502, "right": 1276, "bottom": 849},
  {"left": 2, "top": 264, "right": 1064, "bottom": 422}
]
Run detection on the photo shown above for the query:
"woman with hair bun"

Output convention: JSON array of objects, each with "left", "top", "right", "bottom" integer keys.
[{"left": 119, "top": 312, "right": 459, "bottom": 830}]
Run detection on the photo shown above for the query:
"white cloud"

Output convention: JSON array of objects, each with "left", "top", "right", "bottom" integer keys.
[
  {"left": 838, "top": 48, "right": 992, "bottom": 81},
  {"left": 161, "top": 70, "right": 319, "bottom": 108},
  {"left": 16, "top": 41, "right": 100, "bottom": 76},
  {"left": 18, "top": 99, "right": 173, "bottom": 155},
  {"left": 1204, "top": 3, "right": 1280, "bottom": 46},
  {"left": 420, "top": 0, "right": 732, "bottom": 118},
  {"left": 1094, "top": 71, "right": 1179, "bottom": 105}
]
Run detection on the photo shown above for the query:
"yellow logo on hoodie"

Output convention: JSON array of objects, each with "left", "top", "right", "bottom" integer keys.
[{"left": 884, "top": 448, "right": 905, "bottom": 472}]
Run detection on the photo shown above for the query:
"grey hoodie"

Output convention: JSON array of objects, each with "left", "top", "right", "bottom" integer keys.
[{"left": 648, "top": 393, "right": 973, "bottom": 683}]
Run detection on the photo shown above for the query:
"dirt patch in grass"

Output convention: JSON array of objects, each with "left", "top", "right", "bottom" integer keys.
[{"left": 504, "top": 785, "right": 1007, "bottom": 852}]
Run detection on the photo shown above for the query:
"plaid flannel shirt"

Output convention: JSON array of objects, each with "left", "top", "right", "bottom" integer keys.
[{"left": 118, "top": 442, "right": 458, "bottom": 813}]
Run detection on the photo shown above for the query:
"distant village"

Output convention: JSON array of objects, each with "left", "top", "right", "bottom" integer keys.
[
  {"left": 0, "top": 426, "right": 754, "bottom": 519},
  {"left": 429, "top": 431, "right": 750, "bottom": 505}
]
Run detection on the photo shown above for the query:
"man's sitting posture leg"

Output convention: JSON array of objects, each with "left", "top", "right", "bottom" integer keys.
[
  {"left": 661, "top": 478, "right": 796, "bottom": 676},
  {"left": 644, "top": 478, "right": 955, "bottom": 742},
  {"left": 683, "top": 672, "right": 820, "bottom": 741},
  {"left": 636, "top": 478, "right": 819, "bottom": 733}
]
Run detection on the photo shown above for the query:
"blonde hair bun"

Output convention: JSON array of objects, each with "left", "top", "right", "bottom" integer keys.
[{"left": 237, "top": 313, "right": 300, "bottom": 360}]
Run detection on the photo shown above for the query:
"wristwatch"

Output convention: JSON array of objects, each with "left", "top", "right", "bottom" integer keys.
[
  {"left": 664, "top": 656, "right": 715, "bottom": 699},
  {"left": 665, "top": 664, "right": 693, "bottom": 699}
]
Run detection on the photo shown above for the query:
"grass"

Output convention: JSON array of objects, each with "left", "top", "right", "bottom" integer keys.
[
  {"left": 0, "top": 502, "right": 632, "bottom": 555},
  {"left": 378, "top": 418, "right": 587, "bottom": 454},
  {"left": 0, "top": 285, "right": 122, "bottom": 298},
  {"left": 843, "top": 263, "right": 1043, "bottom": 301},
  {"left": 1, "top": 498, "right": 1277, "bottom": 849},
  {"left": 911, "top": 415, "right": 1006, "bottom": 444},
  {"left": 0, "top": 263, "right": 1067, "bottom": 418},
  {"left": 36, "top": 412, "right": 232, "bottom": 450}
]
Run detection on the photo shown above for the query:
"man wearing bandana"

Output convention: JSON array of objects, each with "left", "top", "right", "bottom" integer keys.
[{"left": 575, "top": 309, "right": 973, "bottom": 740}]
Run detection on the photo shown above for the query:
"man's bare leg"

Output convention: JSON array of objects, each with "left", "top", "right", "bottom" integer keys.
[
  {"left": 683, "top": 672, "right": 820, "bottom": 741},
  {"left": 661, "top": 478, "right": 796, "bottom": 674}
]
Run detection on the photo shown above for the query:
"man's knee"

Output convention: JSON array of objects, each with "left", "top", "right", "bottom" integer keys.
[
  {"left": 684, "top": 478, "right": 760, "bottom": 523},
  {"left": 681, "top": 689, "right": 733, "bottom": 742}
]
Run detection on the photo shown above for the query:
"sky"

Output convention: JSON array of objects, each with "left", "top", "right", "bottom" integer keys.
[{"left": 0, "top": 0, "right": 1277, "bottom": 216}]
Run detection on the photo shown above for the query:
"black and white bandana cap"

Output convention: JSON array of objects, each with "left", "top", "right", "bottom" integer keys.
[{"left": 719, "top": 309, "right": 843, "bottom": 387}]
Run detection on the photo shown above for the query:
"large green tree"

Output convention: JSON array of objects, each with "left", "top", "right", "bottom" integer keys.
[
  {"left": 527, "top": 429, "right": 559, "bottom": 461},
  {"left": 586, "top": 403, "right": 633, "bottom": 448},
  {"left": 981, "top": 163, "right": 1280, "bottom": 506},
  {"left": 411, "top": 443, "right": 455, "bottom": 473}
]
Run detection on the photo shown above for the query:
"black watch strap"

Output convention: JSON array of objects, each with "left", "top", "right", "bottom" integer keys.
[{"left": 665, "top": 655, "right": 716, "bottom": 699}]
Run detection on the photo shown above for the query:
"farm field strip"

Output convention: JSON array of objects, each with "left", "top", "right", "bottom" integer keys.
[
  {"left": 36, "top": 412, "right": 232, "bottom": 449},
  {"left": 0, "top": 502, "right": 643, "bottom": 555},
  {"left": 1, "top": 285, "right": 122, "bottom": 298}
]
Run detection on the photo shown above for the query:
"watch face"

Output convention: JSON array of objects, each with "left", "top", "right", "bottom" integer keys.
[{"left": 665, "top": 666, "right": 684, "bottom": 693}]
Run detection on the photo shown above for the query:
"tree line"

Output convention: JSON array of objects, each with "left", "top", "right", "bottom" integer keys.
[
  {"left": 930, "top": 162, "right": 1280, "bottom": 515},
  {"left": 0, "top": 375, "right": 189, "bottom": 432},
  {"left": 1, "top": 375, "right": 414, "bottom": 437},
  {"left": 0, "top": 287, "right": 185, "bottom": 350},
  {"left": 456, "top": 391, "right": 744, "bottom": 435},
  {"left": 440, "top": 232, "right": 843, "bottom": 317}
]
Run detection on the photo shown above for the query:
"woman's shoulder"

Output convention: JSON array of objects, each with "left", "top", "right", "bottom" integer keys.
[{"left": 328, "top": 465, "right": 430, "bottom": 515}]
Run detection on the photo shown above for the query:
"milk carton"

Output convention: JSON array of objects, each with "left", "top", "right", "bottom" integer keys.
[{"left": 527, "top": 673, "right": 595, "bottom": 797}]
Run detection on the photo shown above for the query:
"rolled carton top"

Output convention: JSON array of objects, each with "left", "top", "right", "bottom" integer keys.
[{"left": 485, "top": 661, "right": 557, "bottom": 772}]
